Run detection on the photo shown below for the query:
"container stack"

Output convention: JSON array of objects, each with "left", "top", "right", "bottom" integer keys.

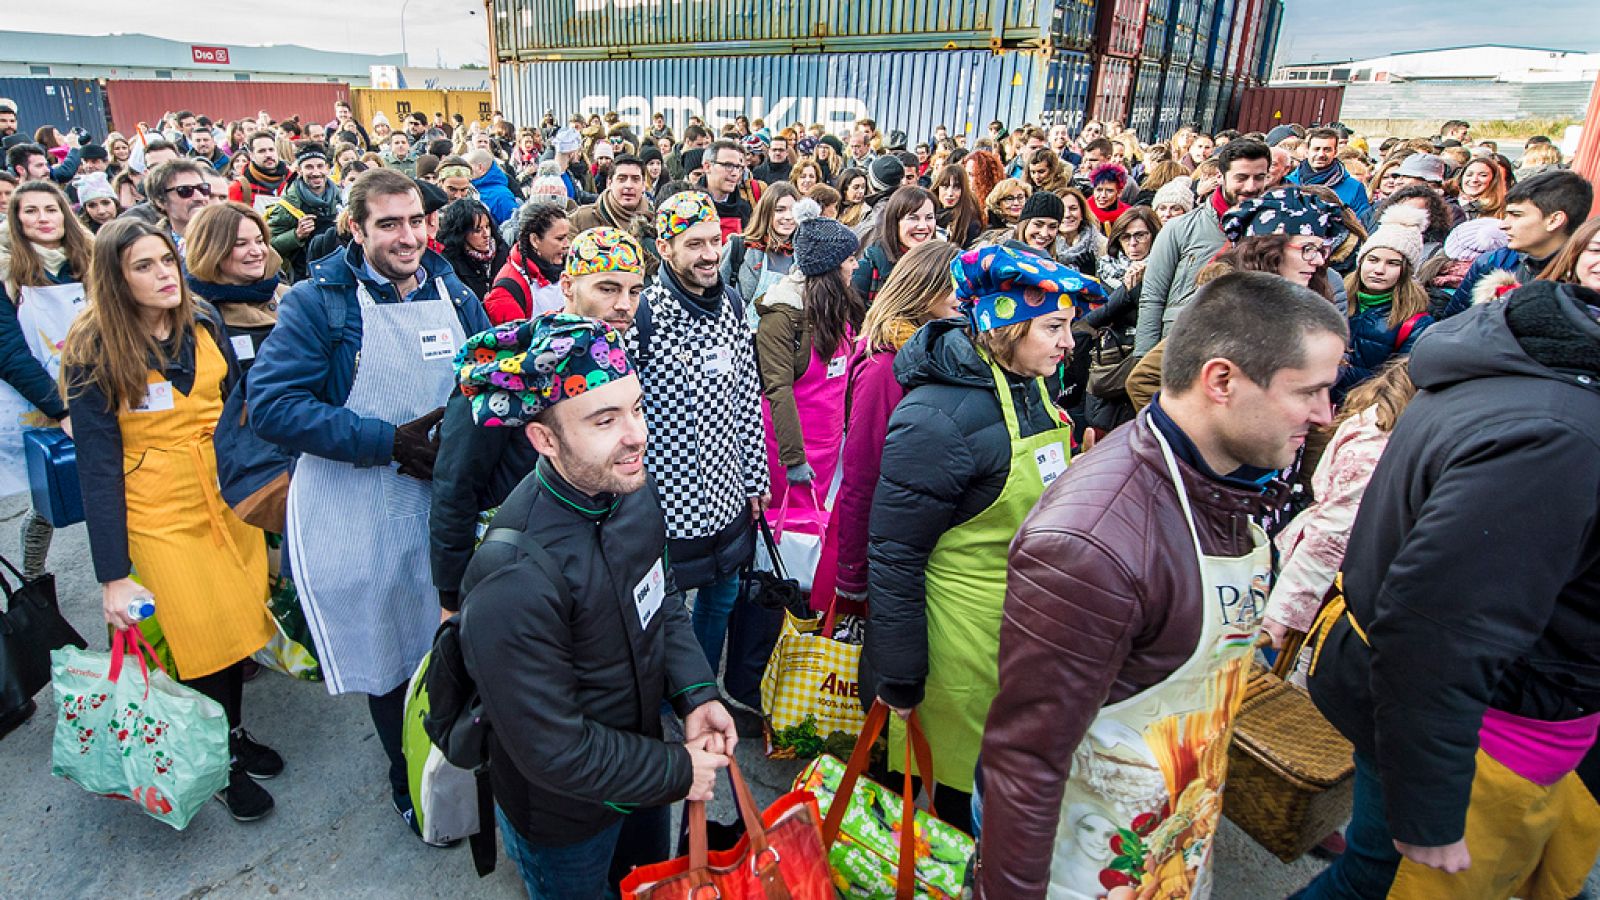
[{"left": 1088, "top": 0, "right": 1147, "bottom": 130}]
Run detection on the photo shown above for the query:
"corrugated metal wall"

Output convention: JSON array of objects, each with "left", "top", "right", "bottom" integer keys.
[
  {"left": 1574, "top": 75, "right": 1600, "bottom": 219},
  {"left": 496, "top": 48, "right": 1096, "bottom": 141},
  {"left": 1341, "top": 80, "right": 1594, "bottom": 121},
  {"left": 0, "top": 77, "right": 109, "bottom": 139},
  {"left": 104, "top": 80, "right": 348, "bottom": 135},
  {"left": 1235, "top": 85, "right": 1343, "bottom": 133}
]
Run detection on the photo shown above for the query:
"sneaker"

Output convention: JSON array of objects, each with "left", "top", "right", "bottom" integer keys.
[
  {"left": 232, "top": 728, "right": 284, "bottom": 780},
  {"left": 393, "top": 794, "right": 462, "bottom": 848},
  {"left": 215, "top": 762, "right": 275, "bottom": 822}
]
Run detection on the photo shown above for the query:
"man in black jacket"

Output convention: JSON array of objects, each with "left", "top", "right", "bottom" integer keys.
[
  {"left": 456, "top": 314, "right": 735, "bottom": 899},
  {"left": 1300, "top": 281, "right": 1600, "bottom": 899}
]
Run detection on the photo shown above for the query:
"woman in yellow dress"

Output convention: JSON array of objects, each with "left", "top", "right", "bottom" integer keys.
[{"left": 62, "top": 218, "right": 279, "bottom": 822}]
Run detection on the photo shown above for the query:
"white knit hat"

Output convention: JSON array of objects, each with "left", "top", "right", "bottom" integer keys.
[
  {"left": 1443, "top": 217, "right": 1510, "bottom": 261},
  {"left": 1153, "top": 176, "right": 1194, "bottom": 212},
  {"left": 1359, "top": 205, "right": 1428, "bottom": 270}
]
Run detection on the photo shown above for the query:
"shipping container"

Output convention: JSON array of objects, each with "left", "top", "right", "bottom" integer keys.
[
  {"left": 1190, "top": 0, "right": 1220, "bottom": 74},
  {"left": 1225, "top": 0, "right": 1260, "bottom": 77},
  {"left": 491, "top": 0, "right": 1073, "bottom": 58},
  {"left": 496, "top": 48, "right": 1095, "bottom": 143},
  {"left": 445, "top": 91, "right": 495, "bottom": 125},
  {"left": 1195, "top": 74, "right": 1220, "bottom": 132},
  {"left": 1167, "top": 24, "right": 1196, "bottom": 68},
  {"left": 1182, "top": 65, "right": 1204, "bottom": 124},
  {"left": 1057, "top": 0, "right": 1100, "bottom": 51},
  {"left": 1155, "top": 65, "right": 1191, "bottom": 138},
  {"left": 1234, "top": 85, "right": 1343, "bottom": 133},
  {"left": 1095, "top": 0, "right": 1149, "bottom": 60},
  {"left": 1089, "top": 55, "right": 1136, "bottom": 125},
  {"left": 1128, "top": 59, "right": 1164, "bottom": 140},
  {"left": 0, "top": 77, "right": 109, "bottom": 140},
  {"left": 1201, "top": 0, "right": 1235, "bottom": 74},
  {"left": 1256, "top": 0, "right": 1284, "bottom": 84},
  {"left": 1574, "top": 74, "right": 1600, "bottom": 220},
  {"left": 351, "top": 89, "right": 449, "bottom": 133},
  {"left": 104, "top": 80, "right": 348, "bottom": 135}
]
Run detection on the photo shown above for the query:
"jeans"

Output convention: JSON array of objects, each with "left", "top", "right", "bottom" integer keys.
[
  {"left": 497, "top": 804, "right": 671, "bottom": 900},
  {"left": 691, "top": 573, "right": 742, "bottom": 672},
  {"left": 1291, "top": 752, "right": 1400, "bottom": 899}
]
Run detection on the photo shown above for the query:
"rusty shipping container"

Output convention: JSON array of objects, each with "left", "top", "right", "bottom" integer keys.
[
  {"left": 1089, "top": 55, "right": 1137, "bottom": 125},
  {"left": 1095, "top": 0, "right": 1150, "bottom": 60},
  {"left": 1573, "top": 74, "right": 1600, "bottom": 219},
  {"left": 490, "top": 0, "right": 1087, "bottom": 57},
  {"left": 496, "top": 47, "right": 1097, "bottom": 143},
  {"left": 104, "top": 80, "right": 348, "bottom": 135},
  {"left": 1234, "top": 86, "right": 1344, "bottom": 133}
]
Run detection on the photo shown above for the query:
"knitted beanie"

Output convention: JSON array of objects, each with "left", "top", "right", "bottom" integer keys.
[
  {"left": 1152, "top": 176, "right": 1195, "bottom": 212},
  {"left": 1019, "top": 190, "right": 1065, "bottom": 223},
  {"left": 1358, "top": 205, "right": 1428, "bottom": 271},
  {"left": 792, "top": 198, "right": 860, "bottom": 276},
  {"left": 1443, "top": 217, "right": 1510, "bottom": 261},
  {"left": 1266, "top": 124, "right": 1297, "bottom": 147},
  {"left": 868, "top": 155, "right": 906, "bottom": 193}
]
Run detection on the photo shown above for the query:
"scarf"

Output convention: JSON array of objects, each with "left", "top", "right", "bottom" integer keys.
[
  {"left": 597, "top": 190, "right": 648, "bottom": 228},
  {"left": 529, "top": 251, "right": 563, "bottom": 285},
  {"left": 1089, "top": 200, "right": 1129, "bottom": 232},
  {"left": 186, "top": 273, "right": 280, "bottom": 304},
  {"left": 464, "top": 243, "right": 495, "bottom": 264},
  {"left": 1355, "top": 289, "right": 1394, "bottom": 313},
  {"left": 745, "top": 236, "right": 794, "bottom": 256},
  {"left": 246, "top": 159, "right": 289, "bottom": 194},
  {"left": 1294, "top": 158, "right": 1347, "bottom": 189},
  {"left": 1210, "top": 187, "right": 1232, "bottom": 220},
  {"left": 1098, "top": 252, "right": 1132, "bottom": 289}
]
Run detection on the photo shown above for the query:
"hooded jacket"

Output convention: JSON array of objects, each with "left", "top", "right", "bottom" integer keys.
[
  {"left": 459, "top": 461, "right": 720, "bottom": 844},
  {"left": 861, "top": 320, "right": 1061, "bottom": 708},
  {"left": 265, "top": 175, "right": 340, "bottom": 281},
  {"left": 471, "top": 162, "right": 520, "bottom": 226},
  {"left": 1310, "top": 282, "right": 1600, "bottom": 847}
]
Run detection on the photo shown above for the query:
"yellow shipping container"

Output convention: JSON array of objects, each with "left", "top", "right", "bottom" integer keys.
[
  {"left": 446, "top": 92, "right": 494, "bottom": 126},
  {"left": 351, "top": 88, "right": 448, "bottom": 132}
]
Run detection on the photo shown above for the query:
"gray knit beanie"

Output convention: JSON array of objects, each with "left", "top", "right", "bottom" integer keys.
[
  {"left": 1153, "top": 176, "right": 1195, "bottom": 212},
  {"left": 792, "top": 199, "right": 860, "bottom": 276}
]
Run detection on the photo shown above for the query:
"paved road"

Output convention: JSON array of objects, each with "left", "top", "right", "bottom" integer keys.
[{"left": 2, "top": 492, "right": 1589, "bottom": 898}]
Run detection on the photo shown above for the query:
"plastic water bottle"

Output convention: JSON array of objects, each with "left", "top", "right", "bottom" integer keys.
[{"left": 127, "top": 593, "right": 155, "bottom": 622}]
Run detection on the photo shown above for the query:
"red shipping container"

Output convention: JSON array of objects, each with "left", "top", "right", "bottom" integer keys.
[
  {"left": 1095, "top": 0, "right": 1151, "bottom": 60},
  {"left": 105, "top": 80, "right": 350, "bottom": 135},
  {"left": 1574, "top": 74, "right": 1600, "bottom": 219},
  {"left": 1089, "top": 56, "right": 1137, "bottom": 125},
  {"left": 1234, "top": 86, "right": 1344, "bottom": 133},
  {"left": 1227, "top": 0, "right": 1262, "bottom": 77}
]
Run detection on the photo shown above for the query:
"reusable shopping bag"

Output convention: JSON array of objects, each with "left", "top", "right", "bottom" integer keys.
[
  {"left": 765, "top": 483, "right": 829, "bottom": 592},
  {"left": 795, "top": 700, "right": 975, "bottom": 899},
  {"left": 760, "top": 599, "right": 865, "bottom": 760},
  {"left": 403, "top": 652, "right": 481, "bottom": 847},
  {"left": 50, "top": 629, "right": 230, "bottom": 829},
  {"left": 251, "top": 534, "right": 322, "bottom": 681},
  {"left": 0, "top": 552, "right": 86, "bottom": 735}
]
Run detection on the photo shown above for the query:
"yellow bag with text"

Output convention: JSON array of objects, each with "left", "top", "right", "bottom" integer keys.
[{"left": 760, "top": 609, "right": 865, "bottom": 759}]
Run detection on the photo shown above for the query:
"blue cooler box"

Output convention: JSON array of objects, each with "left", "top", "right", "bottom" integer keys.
[{"left": 24, "top": 429, "right": 83, "bottom": 527}]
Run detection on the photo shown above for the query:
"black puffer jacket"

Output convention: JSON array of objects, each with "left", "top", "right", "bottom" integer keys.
[
  {"left": 1311, "top": 282, "right": 1600, "bottom": 847},
  {"left": 862, "top": 319, "right": 1062, "bottom": 709},
  {"left": 459, "top": 460, "right": 720, "bottom": 844}
]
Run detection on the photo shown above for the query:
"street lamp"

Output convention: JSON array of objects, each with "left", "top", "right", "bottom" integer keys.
[{"left": 400, "top": 0, "right": 414, "bottom": 67}]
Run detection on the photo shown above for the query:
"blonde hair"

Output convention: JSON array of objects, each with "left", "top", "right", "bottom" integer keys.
[
  {"left": 184, "top": 201, "right": 282, "bottom": 284},
  {"left": 1521, "top": 143, "right": 1562, "bottom": 168},
  {"left": 985, "top": 178, "right": 1030, "bottom": 219},
  {"left": 1333, "top": 357, "right": 1415, "bottom": 433},
  {"left": 1344, "top": 251, "right": 1431, "bottom": 329}
]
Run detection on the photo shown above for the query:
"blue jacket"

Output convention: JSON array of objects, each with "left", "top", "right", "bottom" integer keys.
[
  {"left": 247, "top": 243, "right": 490, "bottom": 468},
  {"left": 471, "top": 164, "right": 519, "bottom": 226},
  {"left": 1336, "top": 298, "right": 1432, "bottom": 398},
  {"left": 0, "top": 270, "right": 78, "bottom": 420},
  {"left": 1286, "top": 162, "right": 1371, "bottom": 221}
]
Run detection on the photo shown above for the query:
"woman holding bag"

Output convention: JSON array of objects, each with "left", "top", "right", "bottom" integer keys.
[
  {"left": 62, "top": 218, "right": 279, "bottom": 823},
  {"left": 0, "top": 180, "right": 92, "bottom": 579},
  {"left": 862, "top": 244, "right": 1102, "bottom": 833}
]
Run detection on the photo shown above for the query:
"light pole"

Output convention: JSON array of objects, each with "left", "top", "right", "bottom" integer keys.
[{"left": 400, "top": 0, "right": 414, "bottom": 67}]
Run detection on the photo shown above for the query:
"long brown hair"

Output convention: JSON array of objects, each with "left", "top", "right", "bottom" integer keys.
[
  {"left": 869, "top": 185, "right": 934, "bottom": 262},
  {"left": 1332, "top": 356, "right": 1415, "bottom": 433},
  {"left": 1344, "top": 249, "right": 1431, "bottom": 328},
  {"left": 741, "top": 182, "right": 799, "bottom": 249},
  {"left": 6, "top": 181, "right": 94, "bottom": 295},
  {"left": 861, "top": 240, "right": 962, "bottom": 352},
  {"left": 1452, "top": 157, "right": 1507, "bottom": 219},
  {"left": 184, "top": 201, "right": 282, "bottom": 284},
  {"left": 801, "top": 267, "right": 864, "bottom": 359},
  {"left": 62, "top": 219, "right": 196, "bottom": 413},
  {"left": 1538, "top": 217, "right": 1600, "bottom": 285},
  {"left": 1025, "top": 148, "right": 1072, "bottom": 196},
  {"left": 931, "top": 164, "right": 982, "bottom": 247}
]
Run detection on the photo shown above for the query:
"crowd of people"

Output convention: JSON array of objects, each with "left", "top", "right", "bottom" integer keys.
[{"left": 2, "top": 90, "right": 1599, "bottom": 900}]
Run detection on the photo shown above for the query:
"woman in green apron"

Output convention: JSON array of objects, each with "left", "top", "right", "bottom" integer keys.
[{"left": 862, "top": 244, "right": 1103, "bottom": 832}]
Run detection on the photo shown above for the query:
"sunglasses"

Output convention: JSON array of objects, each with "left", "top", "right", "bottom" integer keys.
[{"left": 164, "top": 182, "right": 213, "bottom": 199}]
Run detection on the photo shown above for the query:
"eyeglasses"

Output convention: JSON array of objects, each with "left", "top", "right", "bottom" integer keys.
[
  {"left": 1003, "top": 194, "right": 1027, "bottom": 204},
  {"left": 1123, "top": 230, "right": 1153, "bottom": 242},
  {"left": 711, "top": 160, "right": 746, "bottom": 172},
  {"left": 1297, "top": 241, "right": 1334, "bottom": 262},
  {"left": 164, "top": 182, "right": 213, "bottom": 199}
]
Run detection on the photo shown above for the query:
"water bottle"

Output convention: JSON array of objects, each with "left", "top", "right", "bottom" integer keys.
[{"left": 127, "top": 592, "right": 155, "bottom": 622}]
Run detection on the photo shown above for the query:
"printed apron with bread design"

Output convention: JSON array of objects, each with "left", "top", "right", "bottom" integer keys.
[{"left": 1045, "top": 416, "right": 1268, "bottom": 900}]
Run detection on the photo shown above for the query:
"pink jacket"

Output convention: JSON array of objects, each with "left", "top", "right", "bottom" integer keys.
[
  {"left": 1267, "top": 406, "right": 1391, "bottom": 633},
  {"left": 833, "top": 345, "right": 904, "bottom": 599}
]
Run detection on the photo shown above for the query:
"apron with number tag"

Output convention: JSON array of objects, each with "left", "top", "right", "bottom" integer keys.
[
  {"left": 763, "top": 328, "right": 854, "bottom": 512},
  {"left": 0, "top": 282, "right": 86, "bottom": 495},
  {"left": 1044, "top": 416, "right": 1268, "bottom": 900},
  {"left": 889, "top": 358, "right": 1070, "bottom": 793},
  {"left": 287, "top": 277, "right": 464, "bottom": 696}
]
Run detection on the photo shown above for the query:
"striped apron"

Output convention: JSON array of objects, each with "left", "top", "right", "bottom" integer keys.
[{"left": 287, "top": 278, "right": 464, "bottom": 696}]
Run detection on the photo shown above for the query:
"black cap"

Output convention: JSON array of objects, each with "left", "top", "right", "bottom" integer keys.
[
  {"left": 80, "top": 143, "right": 109, "bottom": 160},
  {"left": 414, "top": 178, "right": 449, "bottom": 216},
  {"left": 1019, "top": 190, "right": 1065, "bottom": 223}
]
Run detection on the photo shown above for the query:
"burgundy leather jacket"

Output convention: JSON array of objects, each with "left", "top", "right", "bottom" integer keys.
[{"left": 976, "top": 412, "right": 1275, "bottom": 898}]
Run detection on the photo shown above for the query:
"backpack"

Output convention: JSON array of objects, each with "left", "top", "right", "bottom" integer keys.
[
  {"left": 417, "top": 527, "right": 571, "bottom": 876},
  {"left": 491, "top": 275, "right": 532, "bottom": 319},
  {"left": 1393, "top": 312, "right": 1426, "bottom": 351}
]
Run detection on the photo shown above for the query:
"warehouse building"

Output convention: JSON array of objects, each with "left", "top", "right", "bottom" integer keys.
[{"left": 0, "top": 30, "right": 401, "bottom": 84}]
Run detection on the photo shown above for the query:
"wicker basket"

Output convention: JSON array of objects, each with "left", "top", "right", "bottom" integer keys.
[{"left": 1224, "top": 673, "right": 1355, "bottom": 862}]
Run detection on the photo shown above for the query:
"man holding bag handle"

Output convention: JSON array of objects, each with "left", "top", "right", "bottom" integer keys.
[{"left": 454, "top": 313, "right": 738, "bottom": 900}]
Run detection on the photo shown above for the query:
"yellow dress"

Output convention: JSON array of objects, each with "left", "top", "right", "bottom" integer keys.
[{"left": 121, "top": 326, "right": 273, "bottom": 678}]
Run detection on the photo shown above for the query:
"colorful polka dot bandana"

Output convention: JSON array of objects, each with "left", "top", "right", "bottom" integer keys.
[
  {"left": 1221, "top": 186, "right": 1348, "bottom": 246},
  {"left": 455, "top": 313, "right": 635, "bottom": 428},
  {"left": 951, "top": 245, "right": 1106, "bottom": 332},
  {"left": 655, "top": 190, "right": 719, "bottom": 242},
  {"left": 566, "top": 226, "right": 645, "bottom": 278}
]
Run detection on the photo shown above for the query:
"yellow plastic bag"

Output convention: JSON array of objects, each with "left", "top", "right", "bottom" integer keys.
[{"left": 760, "top": 609, "right": 865, "bottom": 759}]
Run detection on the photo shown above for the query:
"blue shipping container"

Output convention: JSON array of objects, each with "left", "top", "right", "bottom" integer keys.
[
  {"left": 0, "top": 78, "right": 110, "bottom": 141},
  {"left": 497, "top": 48, "right": 1095, "bottom": 143},
  {"left": 1256, "top": 0, "right": 1283, "bottom": 83},
  {"left": 1155, "top": 65, "right": 1190, "bottom": 139},
  {"left": 1202, "top": 0, "right": 1236, "bottom": 74},
  {"left": 1128, "top": 60, "right": 1164, "bottom": 141}
]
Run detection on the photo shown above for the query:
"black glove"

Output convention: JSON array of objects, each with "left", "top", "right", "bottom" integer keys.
[{"left": 392, "top": 407, "right": 445, "bottom": 481}]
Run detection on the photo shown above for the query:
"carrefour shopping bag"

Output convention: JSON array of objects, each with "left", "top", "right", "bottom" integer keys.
[
  {"left": 760, "top": 603, "right": 865, "bottom": 759},
  {"left": 50, "top": 630, "right": 229, "bottom": 829}
]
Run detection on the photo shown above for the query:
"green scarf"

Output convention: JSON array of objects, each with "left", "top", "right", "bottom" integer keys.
[{"left": 1356, "top": 289, "right": 1394, "bottom": 313}]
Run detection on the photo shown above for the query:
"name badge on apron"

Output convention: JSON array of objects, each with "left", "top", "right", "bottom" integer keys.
[
  {"left": 1034, "top": 441, "right": 1067, "bottom": 487},
  {"left": 132, "top": 381, "right": 175, "bottom": 414},
  {"left": 826, "top": 354, "right": 849, "bottom": 379},
  {"left": 701, "top": 346, "right": 733, "bottom": 377},
  {"left": 633, "top": 558, "right": 666, "bottom": 630},
  {"left": 418, "top": 328, "right": 455, "bottom": 361},
  {"left": 231, "top": 334, "right": 257, "bottom": 361}
]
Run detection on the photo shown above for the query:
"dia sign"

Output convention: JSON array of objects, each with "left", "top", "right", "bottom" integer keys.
[{"left": 191, "top": 45, "right": 231, "bottom": 65}]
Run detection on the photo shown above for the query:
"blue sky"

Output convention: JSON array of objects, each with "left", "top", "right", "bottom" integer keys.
[{"left": 1277, "top": 0, "right": 1600, "bottom": 64}]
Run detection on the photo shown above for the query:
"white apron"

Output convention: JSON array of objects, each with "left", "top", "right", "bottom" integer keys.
[
  {"left": 1045, "top": 418, "right": 1269, "bottom": 900},
  {"left": 287, "top": 278, "right": 464, "bottom": 696},
  {"left": 0, "top": 283, "right": 86, "bottom": 495}
]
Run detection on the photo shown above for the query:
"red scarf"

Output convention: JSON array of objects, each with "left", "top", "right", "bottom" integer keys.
[
  {"left": 1210, "top": 187, "right": 1232, "bottom": 219},
  {"left": 1089, "top": 200, "right": 1129, "bottom": 233}
]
